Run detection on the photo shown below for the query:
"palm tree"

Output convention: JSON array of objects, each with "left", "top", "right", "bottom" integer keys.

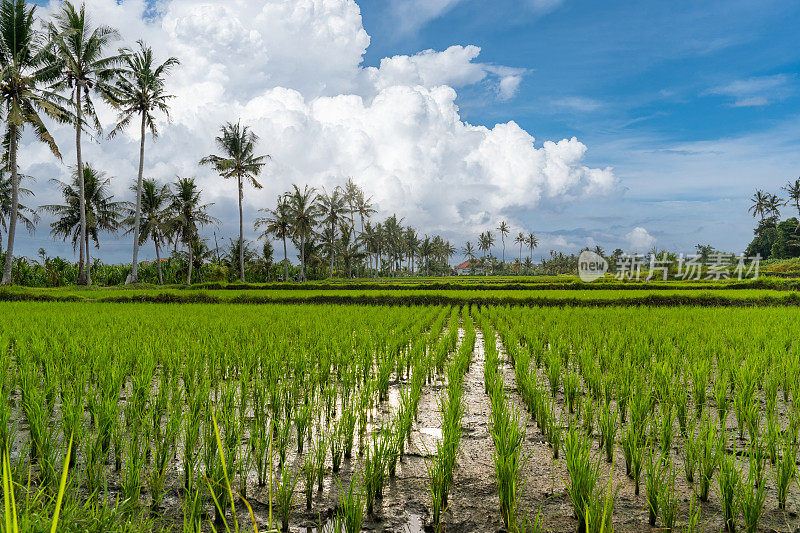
[
  {"left": 166, "top": 177, "right": 217, "bottom": 285},
  {"left": 122, "top": 179, "right": 170, "bottom": 284},
  {"left": 287, "top": 184, "right": 318, "bottom": 282},
  {"left": 748, "top": 190, "right": 769, "bottom": 222},
  {"left": 200, "top": 121, "right": 269, "bottom": 282},
  {"left": 478, "top": 231, "right": 494, "bottom": 277},
  {"left": 255, "top": 195, "right": 292, "bottom": 281},
  {"left": 0, "top": 0, "right": 71, "bottom": 285},
  {"left": 782, "top": 178, "right": 800, "bottom": 218},
  {"left": 0, "top": 172, "right": 37, "bottom": 254},
  {"left": 109, "top": 41, "right": 178, "bottom": 284},
  {"left": 526, "top": 232, "right": 538, "bottom": 261},
  {"left": 514, "top": 232, "right": 526, "bottom": 267},
  {"left": 50, "top": 1, "right": 123, "bottom": 285},
  {"left": 497, "top": 221, "right": 509, "bottom": 265},
  {"left": 764, "top": 193, "right": 784, "bottom": 220},
  {"left": 317, "top": 187, "right": 347, "bottom": 278},
  {"left": 403, "top": 227, "right": 419, "bottom": 275},
  {"left": 39, "top": 165, "right": 124, "bottom": 265}
]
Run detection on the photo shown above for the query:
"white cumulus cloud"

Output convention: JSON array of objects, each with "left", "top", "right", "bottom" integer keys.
[
  {"left": 24, "top": 0, "right": 616, "bottom": 261},
  {"left": 624, "top": 227, "right": 656, "bottom": 251}
]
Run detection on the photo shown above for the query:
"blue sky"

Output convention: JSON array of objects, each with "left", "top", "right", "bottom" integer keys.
[{"left": 16, "top": 0, "right": 800, "bottom": 262}]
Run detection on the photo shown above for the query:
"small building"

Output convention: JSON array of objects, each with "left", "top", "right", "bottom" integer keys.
[{"left": 454, "top": 259, "right": 483, "bottom": 275}]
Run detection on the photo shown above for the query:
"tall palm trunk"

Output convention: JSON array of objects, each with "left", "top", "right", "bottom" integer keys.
[
  {"left": 85, "top": 232, "right": 91, "bottom": 283},
  {"left": 75, "top": 84, "right": 89, "bottom": 285},
  {"left": 155, "top": 239, "right": 163, "bottom": 285},
  {"left": 329, "top": 222, "right": 334, "bottom": 278},
  {"left": 186, "top": 243, "right": 193, "bottom": 285},
  {"left": 237, "top": 175, "right": 245, "bottom": 282},
  {"left": 300, "top": 234, "right": 306, "bottom": 282},
  {"left": 128, "top": 111, "right": 147, "bottom": 284},
  {"left": 282, "top": 235, "right": 288, "bottom": 281},
  {"left": 1, "top": 125, "right": 19, "bottom": 285}
]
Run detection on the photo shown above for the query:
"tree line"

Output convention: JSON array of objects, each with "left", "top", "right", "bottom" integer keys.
[{"left": 745, "top": 178, "right": 800, "bottom": 261}]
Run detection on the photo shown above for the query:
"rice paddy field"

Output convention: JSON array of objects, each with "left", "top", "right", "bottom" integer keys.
[{"left": 2, "top": 292, "right": 800, "bottom": 532}]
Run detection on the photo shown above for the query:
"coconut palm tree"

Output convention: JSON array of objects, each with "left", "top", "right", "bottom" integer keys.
[
  {"left": 514, "top": 231, "right": 526, "bottom": 267},
  {"left": 200, "top": 121, "right": 269, "bottom": 282},
  {"left": 287, "top": 184, "right": 319, "bottom": 282},
  {"left": 39, "top": 165, "right": 124, "bottom": 266},
  {"left": 478, "top": 231, "right": 494, "bottom": 276},
  {"left": 748, "top": 190, "right": 769, "bottom": 221},
  {"left": 497, "top": 221, "right": 509, "bottom": 265},
  {"left": 49, "top": 1, "right": 123, "bottom": 285},
  {"left": 317, "top": 186, "right": 347, "bottom": 278},
  {"left": 0, "top": 172, "right": 37, "bottom": 254},
  {"left": 166, "top": 177, "right": 217, "bottom": 285},
  {"left": 122, "top": 178, "right": 170, "bottom": 284},
  {"left": 0, "top": 0, "right": 71, "bottom": 285},
  {"left": 255, "top": 195, "right": 292, "bottom": 281},
  {"left": 109, "top": 40, "right": 178, "bottom": 284},
  {"left": 403, "top": 227, "right": 419, "bottom": 275},
  {"left": 526, "top": 232, "right": 538, "bottom": 261},
  {"left": 782, "top": 178, "right": 800, "bottom": 218},
  {"left": 764, "top": 193, "right": 784, "bottom": 220}
]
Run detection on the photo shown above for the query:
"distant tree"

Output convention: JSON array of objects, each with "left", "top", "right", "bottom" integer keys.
[
  {"left": 40, "top": 165, "right": 124, "bottom": 266},
  {"left": 165, "top": 177, "right": 217, "bottom": 285},
  {"left": 497, "top": 221, "right": 509, "bottom": 264},
  {"left": 122, "top": 178, "right": 171, "bottom": 284},
  {"left": 526, "top": 232, "right": 538, "bottom": 261},
  {"left": 110, "top": 41, "right": 179, "bottom": 284},
  {"left": 0, "top": 172, "right": 38, "bottom": 254},
  {"left": 514, "top": 232, "right": 525, "bottom": 266},
  {"left": 255, "top": 195, "right": 292, "bottom": 281},
  {"left": 782, "top": 178, "right": 800, "bottom": 218},
  {"left": 287, "top": 184, "right": 319, "bottom": 282},
  {"left": 0, "top": 0, "right": 71, "bottom": 285},
  {"left": 749, "top": 190, "right": 769, "bottom": 222},
  {"left": 317, "top": 187, "right": 347, "bottom": 278},
  {"left": 200, "top": 121, "right": 269, "bottom": 282},
  {"left": 50, "top": 1, "right": 124, "bottom": 284}
]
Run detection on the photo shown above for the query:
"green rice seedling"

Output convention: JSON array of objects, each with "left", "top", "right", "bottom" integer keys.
[
  {"left": 599, "top": 402, "right": 617, "bottom": 463},
  {"left": 765, "top": 413, "right": 778, "bottom": 465},
  {"left": 747, "top": 436, "right": 766, "bottom": 489},
  {"left": 341, "top": 408, "right": 356, "bottom": 459},
  {"left": 718, "top": 452, "right": 740, "bottom": 533},
  {"left": 682, "top": 424, "right": 698, "bottom": 483},
  {"left": 520, "top": 508, "right": 545, "bottom": 533},
  {"left": 490, "top": 404, "right": 526, "bottom": 531},
  {"left": 585, "top": 475, "right": 617, "bottom": 533},
  {"left": 673, "top": 387, "right": 689, "bottom": 437},
  {"left": 691, "top": 360, "right": 709, "bottom": 419},
  {"left": 276, "top": 462, "right": 298, "bottom": 532},
  {"left": 334, "top": 475, "right": 365, "bottom": 533},
  {"left": 313, "top": 430, "right": 328, "bottom": 492},
  {"left": 739, "top": 467, "right": 766, "bottom": 533},
  {"left": 714, "top": 371, "right": 730, "bottom": 426},
  {"left": 773, "top": 431, "right": 797, "bottom": 509},
  {"left": 629, "top": 386, "right": 650, "bottom": 437},
  {"left": 148, "top": 403, "right": 180, "bottom": 511},
  {"left": 303, "top": 453, "right": 315, "bottom": 510},
  {"left": 564, "top": 367, "right": 580, "bottom": 414},
  {"left": 630, "top": 430, "right": 644, "bottom": 496},
  {"left": 58, "top": 380, "right": 84, "bottom": 468},
  {"left": 744, "top": 400, "right": 761, "bottom": 445},
  {"left": 296, "top": 400, "right": 312, "bottom": 454},
  {"left": 547, "top": 405, "right": 563, "bottom": 460},
  {"left": 644, "top": 445, "right": 663, "bottom": 526},
  {"left": 122, "top": 427, "right": 145, "bottom": 507},
  {"left": 20, "top": 378, "right": 47, "bottom": 465},
  {"left": 686, "top": 493, "right": 702, "bottom": 533},
  {"left": 426, "top": 444, "right": 448, "bottom": 533},
  {"left": 331, "top": 421, "right": 344, "bottom": 474},
  {"left": 659, "top": 462, "right": 679, "bottom": 532},
  {"left": 563, "top": 424, "right": 600, "bottom": 533},
  {"left": 697, "top": 416, "right": 721, "bottom": 502},
  {"left": 364, "top": 428, "right": 391, "bottom": 514},
  {"left": 764, "top": 370, "right": 778, "bottom": 419},
  {"left": 546, "top": 351, "right": 561, "bottom": 398},
  {"left": 582, "top": 398, "right": 595, "bottom": 438},
  {"left": 275, "top": 415, "right": 291, "bottom": 468},
  {"left": 659, "top": 405, "right": 675, "bottom": 459}
]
